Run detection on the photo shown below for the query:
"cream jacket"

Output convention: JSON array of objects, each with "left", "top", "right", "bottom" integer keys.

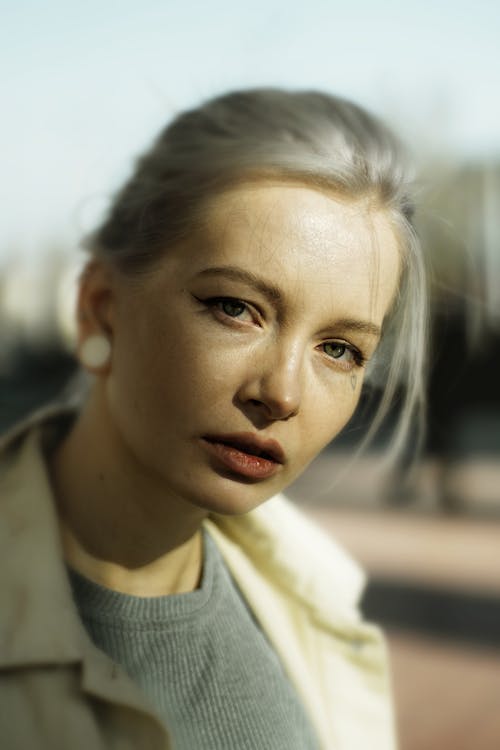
[{"left": 0, "top": 408, "right": 397, "bottom": 750}]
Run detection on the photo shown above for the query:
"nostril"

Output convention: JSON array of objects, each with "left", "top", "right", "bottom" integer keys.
[{"left": 236, "top": 370, "right": 301, "bottom": 421}]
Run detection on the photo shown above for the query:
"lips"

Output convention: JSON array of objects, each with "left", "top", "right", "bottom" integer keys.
[
  {"left": 203, "top": 433, "right": 285, "bottom": 463},
  {"left": 201, "top": 432, "right": 285, "bottom": 480}
]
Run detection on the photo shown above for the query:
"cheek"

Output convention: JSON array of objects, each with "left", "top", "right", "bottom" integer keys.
[
  {"left": 304, "top": 377, "right": 363, "bottom": 452},
  {"left": 108, "top": 310, "right": 236, "bottom": 423}
]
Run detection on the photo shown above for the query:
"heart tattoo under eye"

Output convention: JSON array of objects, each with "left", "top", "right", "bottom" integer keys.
[{"left": 350, "top": 374, "right": 357, "bottom": 391}]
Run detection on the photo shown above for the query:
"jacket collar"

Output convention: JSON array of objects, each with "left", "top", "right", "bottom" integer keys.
[
  {"left": 211, "top": 497, "right": 365, "bottom": 624},
  {"left": 0, "top": 422, "right": 88, "bottom": 668},
  {"left": 0, "top": 416, "right": 186, "bottom": 738}
]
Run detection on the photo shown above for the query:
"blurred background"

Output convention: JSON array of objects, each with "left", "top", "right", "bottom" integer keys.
[{"left": 1, "top": 1, "right": 499, "bottom": 747}]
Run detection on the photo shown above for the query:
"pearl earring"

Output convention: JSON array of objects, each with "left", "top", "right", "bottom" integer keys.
[{"left": 80, "top": 335, "right": 111, "bottom": 370}]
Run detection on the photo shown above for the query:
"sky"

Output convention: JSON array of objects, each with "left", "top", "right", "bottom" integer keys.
[{"left": 2, "top": 0, "right": 500, "bottom": 263}]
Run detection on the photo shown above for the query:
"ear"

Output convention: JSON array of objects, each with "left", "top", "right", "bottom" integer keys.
[{"left": 76, "top": 260, "right": 116, "bottom": 374}]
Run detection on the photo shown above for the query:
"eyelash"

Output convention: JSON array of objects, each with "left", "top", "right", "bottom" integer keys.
[
  {"left": 195, "top": 295, "right": 259, "bottom": 324},
  {"left": 195, "top": 295, "right": 367, "bottom": 370},
  {"left": 321, "top": 342, "right": 367, "bottom": 370}
]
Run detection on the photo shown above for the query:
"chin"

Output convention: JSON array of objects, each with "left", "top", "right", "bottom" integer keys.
[{"left": 188, "top": 475, "right": 278, "bottom": 517}]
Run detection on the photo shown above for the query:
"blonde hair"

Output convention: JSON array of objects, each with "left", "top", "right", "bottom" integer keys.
[{"left": 86, "top": 88, "right": 427, "bottom": 460}]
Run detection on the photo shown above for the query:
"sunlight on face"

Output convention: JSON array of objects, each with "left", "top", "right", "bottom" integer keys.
[{"left": 105, "top": 182, "right": 401, "bottom": 515}]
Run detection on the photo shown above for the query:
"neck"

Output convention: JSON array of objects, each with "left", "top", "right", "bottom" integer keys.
[{"left": 49, "top": 385, "right": 207, "bottom": 596}]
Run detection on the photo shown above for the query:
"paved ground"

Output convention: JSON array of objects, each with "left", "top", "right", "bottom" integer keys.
[{"left": 389, "top": 630, "right": 500, "bottom": 750}]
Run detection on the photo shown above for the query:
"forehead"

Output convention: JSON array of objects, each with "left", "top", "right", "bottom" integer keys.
[{"left": 190, "top": 182, "right": 401, "bottom": 323}]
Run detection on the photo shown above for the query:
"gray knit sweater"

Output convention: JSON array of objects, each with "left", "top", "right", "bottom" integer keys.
[{"left": 68, "top": 530, "right": 319, "bottom": 749}]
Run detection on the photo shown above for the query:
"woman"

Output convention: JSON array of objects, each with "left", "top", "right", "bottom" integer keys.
[{"left": 0, "top": 89, "right": 426, "bottom": 749}]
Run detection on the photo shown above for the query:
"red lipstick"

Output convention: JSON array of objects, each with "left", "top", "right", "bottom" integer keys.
[{"left": 202, "top": 432, "right": 285, "bottom": 480}]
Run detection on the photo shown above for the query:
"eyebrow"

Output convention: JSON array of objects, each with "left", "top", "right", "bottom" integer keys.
[
  {"left": 328, "top": 318, "right": 381, "bottom": 338},
  {"left": 194, "top": 265, "right": 381, "bottom": 338},
  {"left": 194, "top": 265, "right": 283, "bottom": 304}
]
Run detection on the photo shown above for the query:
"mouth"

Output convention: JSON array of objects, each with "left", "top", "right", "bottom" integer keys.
[
  {"left": 204, "top": 433, "right": 285, "bottom": 462},
  {"left": 201, "top": 432, "right": 285, "bottom": 480}
]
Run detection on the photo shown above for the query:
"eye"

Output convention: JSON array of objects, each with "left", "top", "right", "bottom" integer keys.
[
  {"left": 321, "top": 341, "right": 366, "bottom": 369},
  {"left": 194, "top": 295, "right": 257, "bottom": 324},
  {"left": 217, "top": 298, "right": 249, "bottom": 319},
  {"left": 323, "top": 342, "right": 349, "bottom": 359}
]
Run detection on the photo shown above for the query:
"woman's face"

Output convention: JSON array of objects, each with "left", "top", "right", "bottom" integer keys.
[{"left": 98, "top": 182, "right": 400, "bottom": 515}]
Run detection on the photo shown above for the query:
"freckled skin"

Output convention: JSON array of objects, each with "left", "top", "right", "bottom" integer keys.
[{"left": 100, "top": 182, "right": 401, "bottom": 516}]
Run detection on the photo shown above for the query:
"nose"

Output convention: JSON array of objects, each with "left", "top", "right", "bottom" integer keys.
[{"left": 236, "top": 342, "right": 303, "bottom": 421}]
